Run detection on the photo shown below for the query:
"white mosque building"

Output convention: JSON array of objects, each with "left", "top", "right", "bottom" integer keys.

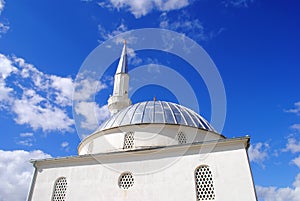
[{"left": 27, "top": 42, "right": 257, "bottom": 201}]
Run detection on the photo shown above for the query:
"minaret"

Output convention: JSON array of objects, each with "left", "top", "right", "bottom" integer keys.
[{"left": 108, "top": 40, "right": 131, "bottom": 115}]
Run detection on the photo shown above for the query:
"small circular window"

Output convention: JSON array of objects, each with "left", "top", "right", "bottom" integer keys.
[{"left": 118, "top": 172, "right": 134, "bottom": 190}]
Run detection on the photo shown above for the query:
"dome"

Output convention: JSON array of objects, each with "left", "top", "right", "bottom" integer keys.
[{"left": 98, "top": 101, "right": 215, "bottom": 132}]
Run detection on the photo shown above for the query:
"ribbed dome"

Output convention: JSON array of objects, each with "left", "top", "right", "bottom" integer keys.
[{"left": 98, "top": 101, "right": 215, "bottom": 132}]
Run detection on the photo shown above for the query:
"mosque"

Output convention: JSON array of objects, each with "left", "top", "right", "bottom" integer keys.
[{"left": 27, "top": 42, "right": 257, "bottom": 201}]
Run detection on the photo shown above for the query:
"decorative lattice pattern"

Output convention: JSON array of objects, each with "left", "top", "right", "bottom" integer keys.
[
  {"left": 123, "top": 132, "right": 134, "bottom": 149},
  {"left": 195, "top": 166, "right": 215, "bottom": 200},
  {"left": 52, "top": 177, "right": 67, "bottom": 201},
  {"left": 118, "top": 172, "right": 134, "bottom": 189},
  {"left": 177, "top": 132, "right": 187, "bottom": 144}
]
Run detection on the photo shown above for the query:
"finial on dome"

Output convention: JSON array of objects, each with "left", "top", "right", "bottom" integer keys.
[{"left": 153, "top": 96, "right": 157, "bottom": 101}]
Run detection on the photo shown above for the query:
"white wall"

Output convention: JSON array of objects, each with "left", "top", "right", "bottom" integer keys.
[{"left": 29, "top": 140, "right": 257, "bottom": 201}]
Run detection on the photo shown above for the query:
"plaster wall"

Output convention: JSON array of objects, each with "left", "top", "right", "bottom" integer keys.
[{"left": 30, "top": 142, "right": 256, "bottom": 201}]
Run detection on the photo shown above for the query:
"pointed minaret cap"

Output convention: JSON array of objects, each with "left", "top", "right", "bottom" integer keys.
[{"left": 116, "top": 39, "right": 128, "bottom": 74}]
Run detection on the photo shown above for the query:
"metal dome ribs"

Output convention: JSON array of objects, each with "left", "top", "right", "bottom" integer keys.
[{"left": 98, "top": 101, "right": 215, "bottom": 132}]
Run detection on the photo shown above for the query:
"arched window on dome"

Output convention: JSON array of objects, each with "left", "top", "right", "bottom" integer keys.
[
  {"left": 194, "top": 165, "right": 215, "bottom": 201},
  {"left": 52, "top": 177, "right": 67, "bottom": 201},
  {"left": 176, "top": 131, "right": 187, "bottom": 144},
  {"left": 123, "top": 132, "right": 134, "bottom": 149}
]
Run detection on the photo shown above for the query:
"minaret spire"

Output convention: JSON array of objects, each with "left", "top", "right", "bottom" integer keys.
[
  {"left": 116, "top": 40, "right": 128, "bottom": 74},
  {"left": 108, "top": 40, "right": 131, "bottom": 115}
]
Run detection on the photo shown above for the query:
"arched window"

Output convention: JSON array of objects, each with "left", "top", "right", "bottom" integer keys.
[
  {"left": 195, "top": 166, "right": 215, "bottom": 200},
  {"left": 118, "top": 172, "right": 134, "bottom": 189},
  {"left": 177, "top": 131, "right": 187, "bottom": 144},
  {"left": 123, "top": 132, "right": 134, "bottom": 149},
  {"left": 52, "top": 177, "right": 67, "bottom": 201}
]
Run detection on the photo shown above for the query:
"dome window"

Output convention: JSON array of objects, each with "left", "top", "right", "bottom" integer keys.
[
  {"left": 52, "top": 177, "right": 67, "bottom": 201},
  {"left": 123, "top": 132, "right": 134, "bottom": 149},
  {"left": 177, "top": 132, "right": 187, "bottom": 144},
  {"left": 195, "top": 165, "right": 215, "bottom": 200},
  {"left": 118, "top": 172, "right": 134, "bottom": 189}
]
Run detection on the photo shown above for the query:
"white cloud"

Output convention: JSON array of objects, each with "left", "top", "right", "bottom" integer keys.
[
  {"left": 290, "top": 124, "right": 300, "bottom": 132},
  {"left": 17, "top": 133, "right": 35, "bottom": 147},
  {"left": 17, "top": 139, "right": 34, "bottom": 147},
  {"left": 292, "top": 156, "right": 300, "bottom": 168},
  {"left": 61, "top": 141, "right": 69, "bottom": 148},
  {"left": 49, "top": 75, "right": 73, "bottom": 106},
  {"left": 0, "top": 53, "right": 76, "bottom": 132},
  {"left": 20, "top": 132, "right": 34, "bottom": 137},
  {"left": 0, "top": 54, "right": 17, "bottom": 105},
  {"left": 285, "top": 101, "right": 300, "bottom": 116},
  {"left": 283, "top": 138, "right": 300, "bottom": 154},
  {"left": 256, "top": 173, "right": 300, "bottom": 201},
  {"left": 98, "top": 22, "right": 128, "bottom": 42},
  {"left": 74, "top": 70, "right": 107, "bottom": 102},
  {"left": 159, "top": 12, "right": 221, "bottom": 41},
  {"left": 0, "top": 22, "right": 9, "bottom": 35},
  {"left": 283, "top": 137, "right": 300, "bottom": 169},
  {"left": 60, "top": 141, "right": 70, "bottom": 152},
  {"left": 0, "top": 1, "right": 9, "bottom": 36},
  {"left": 0, "top": 149, "right": 51, "bottom": 201},
  {"left": 102, "top": 0, "right": 189, "bottom": 18},
  {"left": 14, "top": 56, "right": 74, "bottom": 106},
  {"left": 223, "top": 0, "right": 254, "bottom": 8},
  {"left": 75, "top": 101, "right": 110, "bottom": 130},
  {"left": 0, "top": 54, "right": 17, "bottom": 79},
  {"left": 0, "top": 81, "right": 13, "bottom": 104},
  {"left": 248, "top": 142, "right": 269, "bottom": 165},
  {"left": 0, "top": 0, "right": 4, "bottom": 14},
  {"left": 2, "top": 53, "right": 112, "bottom": 132},
  {"left": 12, "top": 89, "right": 74, "bottom": 132}
]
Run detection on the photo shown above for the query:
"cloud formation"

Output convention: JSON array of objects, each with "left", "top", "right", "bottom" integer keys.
[
  {"left": 0, "top": 0, "right": 9, "bottom": 36},
  {"left": 0, "top": 54, "right": 75, "bottom": 132},
  {"left": 0, "top": 22, "right": 9, "bottom": 35},
  {"left": 0, "top": 54, "right": 16, "bottom": 104},
  {"left": 1, "top": 52, "right": 112, "bottom": 133},
  {"left": 98, "top": 22, "right": 128, "bottom": 42},
  {"left": 159, "top": 11, "right": 224, "bottom": 42},
  {"left": 101, "top": 0, "right": 190, "bottom": 18},
  {"left": 285, "top": 101, "right": 300, "bottom": 115},
  {"left": 0, "top": 0, "right": 4, "bottom": 13},
  {"left": 223, "top": 0, "right": 254, "bottom": 8},
  {"left": 292, "top": 156, "right": 300, "bottom": 168},
  {"left": 283, "top": 137, "right": 300, "bottom": 154},
  {"left": 248, "top": 142, "right": 269, "bottom": 165},
  {"left": 256, "top": 173, "right": 300, "bottom": 201},
  {"left": 75, "top": 101, "right": 110, "bottom": 130},
  {"left": 0, "top": 149, "right": 51, "bottom": 201},
  {"left": 17, "top": 132, "right": 35, "bottom": 147}
]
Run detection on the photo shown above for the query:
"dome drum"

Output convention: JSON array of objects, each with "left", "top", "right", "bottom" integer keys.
[{"left": 78, "top": 124, "right": 223, "bottom": 155}]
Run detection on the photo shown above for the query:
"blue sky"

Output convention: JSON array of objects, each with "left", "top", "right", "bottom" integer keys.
[{"left": 0, "top": 0, "right": 300, "bottom": 200}]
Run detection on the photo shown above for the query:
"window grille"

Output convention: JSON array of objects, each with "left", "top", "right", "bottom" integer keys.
[
  {"left": 118, "top": 172, "right": 134, "bottom": 189},
  {"left": 177, "top": 132, "right": 187, "bottom": 144},
  {"left": 195, "top": 166, "right": 215, "bottom": 200},
  {"left": 52, "top": 177, "right": 67, "bottom": 201},
  {"left": 123, "top": 132, "right": 134, "bottom": 149}
]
